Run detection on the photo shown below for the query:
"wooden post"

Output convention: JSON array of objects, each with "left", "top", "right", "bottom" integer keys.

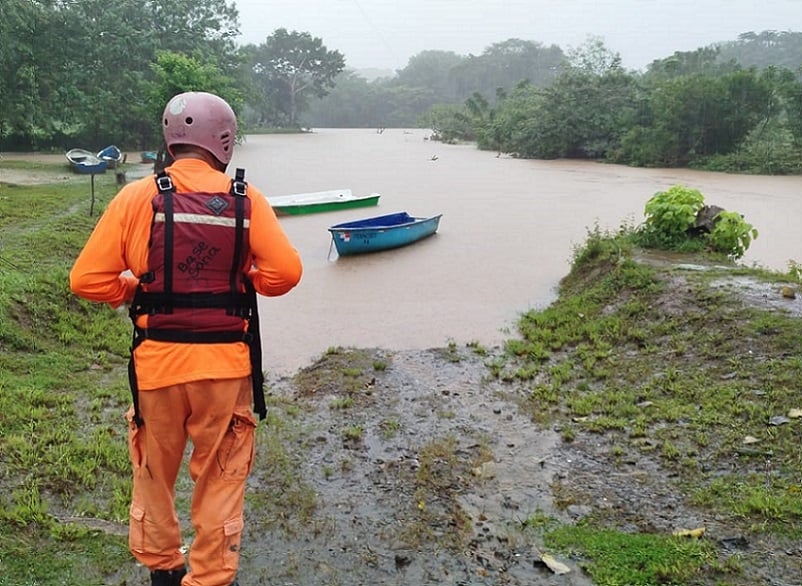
[{"left": 89, "top": 173, "right": 96, "bottom": 216}]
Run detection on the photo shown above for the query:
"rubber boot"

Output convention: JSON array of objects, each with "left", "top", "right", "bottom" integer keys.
[{"left": 150, "top": 567, "right": 187, "bottom": 586}]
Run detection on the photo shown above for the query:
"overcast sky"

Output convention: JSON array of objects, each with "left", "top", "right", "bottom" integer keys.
[{"left": 234, "top": 0, "right": 801, "bottom": 72}]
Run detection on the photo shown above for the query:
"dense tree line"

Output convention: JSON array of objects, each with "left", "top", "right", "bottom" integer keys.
[
  {"left": 0, "top": 0, "right": 243, "bottom": 150},
  {"left": 0, "top": 1, "right": 345, "bottom": 150},
  {"left": 306, "top": 40, "right": 565, "bottom": 128},
  {"left": 1, "top": 1, "right": 800, "bottom": 175},
  {"left": 403, "top": 36, "right": 802, "bottom": 174}
]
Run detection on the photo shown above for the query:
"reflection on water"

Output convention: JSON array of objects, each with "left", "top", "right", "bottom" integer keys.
[{"left": 230, "top": 129, "right": 802, "bottom": 376}]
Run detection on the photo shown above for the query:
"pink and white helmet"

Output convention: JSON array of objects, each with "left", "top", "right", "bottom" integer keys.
[{"left": 162, "top": 92, "right": 237, "bottom": 165}]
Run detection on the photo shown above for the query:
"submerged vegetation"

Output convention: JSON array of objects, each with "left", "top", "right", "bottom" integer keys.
[{"left": 2, "top": 162, "right": 801, "bottom": 584}]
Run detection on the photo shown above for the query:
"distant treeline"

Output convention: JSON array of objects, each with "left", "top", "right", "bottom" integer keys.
[
  {"left": 2, "top": 0, "right": 800, "bottom": 174},
  {"left": 307, "top": 32, "right": 802, "bottom": 174}
]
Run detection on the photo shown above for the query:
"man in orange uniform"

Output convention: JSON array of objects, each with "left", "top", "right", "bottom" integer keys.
[{"left": 70, "top": 92, "right": 303, "bottom": 586}]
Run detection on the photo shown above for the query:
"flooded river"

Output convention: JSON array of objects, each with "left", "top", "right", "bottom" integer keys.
[{"left": 230, "top": 129, "right": 802, "bottom": 376}]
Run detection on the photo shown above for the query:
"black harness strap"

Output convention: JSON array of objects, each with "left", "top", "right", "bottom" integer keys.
[
  {"left": 229, "top": 168, "right": 247, "bottom": 315},
  {"left": 132, "top": 291, "right": 252, "bottom": 313},
  {"left": 133, "top": 328, "right": 252, "bottom": 344},
  {"left": 156, "top": 171, "right": 175, "bottom": 305},
  {"left": 246, "top": 280, "right": 266, "bottom": 420},
  {"left": 128, "top": 354, "right": 143, "bottom": 427},
  {"left": 231, "top": 169, "right": 266, "bottom": 420}
]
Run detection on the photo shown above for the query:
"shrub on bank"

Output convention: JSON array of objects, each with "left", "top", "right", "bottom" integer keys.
[{"left": 634, "top": 184, "right": 758, "bottom": 259}]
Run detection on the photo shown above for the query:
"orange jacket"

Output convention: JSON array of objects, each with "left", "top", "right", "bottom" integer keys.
[{"left": 70, "top": 158, "right": 302, "bottom": 390}]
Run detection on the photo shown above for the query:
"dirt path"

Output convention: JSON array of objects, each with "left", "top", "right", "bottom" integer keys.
[{"left": 232, "top": 348, "right": 598, "bottom": 585}]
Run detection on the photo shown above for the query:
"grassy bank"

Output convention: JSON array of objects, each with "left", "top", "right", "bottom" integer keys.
[
  {"left": 0, "top": 163, "right": 133, "bottom": 584},
  {"left": 1, "top": 162, "right": 801, "bottom": 584},
  {"left": 493, "top": 227, "right": 802, "bottom": 584}
]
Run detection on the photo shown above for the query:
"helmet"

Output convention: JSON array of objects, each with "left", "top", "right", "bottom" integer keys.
[{"left": 162, "top": 92, "right": 237, "bottom": 165}]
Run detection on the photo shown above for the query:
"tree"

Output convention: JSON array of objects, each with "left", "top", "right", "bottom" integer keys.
[
  {"left": 718, "top": 30, "right": 802, "bottom": 71},
  {"left": 645, "top": 47, "right": 737, "bottom": 79},
  {"left": 147, "top": 0, "right": 241, "bottom": 68},
  {"left": 0, "top": 0, "right": 39, "bottom": 147},
  {"left": 393, "top": 50, "right": 465, "bottom": 102},
  {"left": 566, "top": 35, "right": 622, "bottom": 75},
  {"left": 143, "top": 52, "right": 243, "bottom": 137},
  {"left": 449, "top": 39, "right": 564, "bottom": 101},
  {"left": 245, "top": 29, "right": 345, "bottom": 127},
  {"left": 0, "top": 0, "right": 244, "bottom": 150}
]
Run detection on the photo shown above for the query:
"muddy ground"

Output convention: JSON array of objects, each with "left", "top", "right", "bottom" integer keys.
[
  {"left": 218, "top": 267, "right": 802, "bottom": 586},
  {"left": 231, "top": 342, "right": 798, "bottom": 586},
  {"left": 237, "top": 348, "right": 598, "bottom": 586}
]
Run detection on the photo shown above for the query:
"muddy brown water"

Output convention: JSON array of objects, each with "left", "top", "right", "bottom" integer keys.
[{"left": 229, "top": 129, "right": 802, "bottom": 377}]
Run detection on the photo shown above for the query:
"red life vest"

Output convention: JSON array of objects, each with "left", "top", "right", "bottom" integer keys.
[
  {"left": 134, "top": 171, "right": 252, "bottom": 334},
  {"left": 128, "top": 169, "right": 265, "bottom": 424}
]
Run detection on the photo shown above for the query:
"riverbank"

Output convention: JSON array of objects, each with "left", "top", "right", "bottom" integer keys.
[
  {"left": 225, "top": 244, "right": 802, "bottom": 586},
  {"left": 2, "top": 158, "right": 802, "bottom": 584}
]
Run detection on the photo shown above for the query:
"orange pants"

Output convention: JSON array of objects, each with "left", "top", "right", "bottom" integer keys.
[{"left": 126, "top": 377, "right": 256, "bottom": 586}]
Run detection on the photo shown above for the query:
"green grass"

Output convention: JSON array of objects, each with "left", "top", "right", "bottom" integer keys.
[
  {"left": 496, "top": 225, "right": 802, "bottom": 582},
  {"left": 0, "top": 167, "right": 134, "bottom": 584},
  {"left": 293, "top": 346, "right": 388, "bottom": 397},
  {"left": 0, "top": 524, "right": 130, "bottom": 586},
  {"left": 245, "top": 400, "right": 318, "bottom": 533},
  {"left": 544, "top": 524, "right": 718, "bottom": 585}
]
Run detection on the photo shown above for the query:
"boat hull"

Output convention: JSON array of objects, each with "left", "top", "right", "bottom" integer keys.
[
  {"left": 141, "top": 151, "right": 157, "bottom": 163},
  {"left": 97, "top": 145, "right": 124, "bottom": 168},
  {"left": 328, "top": 211, "right": 442, "bottom": 256},
  {"left": 66, "top": 148, "right": 107, "bottom": 174},
  {"left": 269, "top": 189, "right": 380, "bottom": 216},
  {"left": 72, "top": 162, "right": 108, "bottom": 174}
]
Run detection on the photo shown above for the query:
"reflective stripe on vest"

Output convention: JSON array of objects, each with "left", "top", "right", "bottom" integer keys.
[{"left": 153, "top": 212, "right": 251, "bottom": 228}]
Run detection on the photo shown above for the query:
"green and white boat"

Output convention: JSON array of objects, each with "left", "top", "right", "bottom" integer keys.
[{"left": 267, "top": 188, "right": 380, "bottom": 216}]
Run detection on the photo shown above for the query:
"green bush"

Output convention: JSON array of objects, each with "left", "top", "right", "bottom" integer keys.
[
  {"left": 707, "top": 210, "right": 758, "bottom": 259},
  {"left": 635, "top": 184, "right": 757, "bottom": 258},
  {"left": 637, "top": 185, "right": 705, "bottom": 249}
]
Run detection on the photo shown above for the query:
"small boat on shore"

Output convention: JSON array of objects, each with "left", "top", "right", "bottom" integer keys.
[
  {"left": 97, "top": 145, "right": 125, "bottom": 168},
  {"left": 66, "top": 148, "right": 107, "bottom": 174},
  {"left": 328, "top": 211, "right": 442, "bottom": 256},
  {"left": 268, "top": 189, "right": 380, "bottom": 216},
  {"left": 140, "top": 151, "right": 157, "bottom": 164}
]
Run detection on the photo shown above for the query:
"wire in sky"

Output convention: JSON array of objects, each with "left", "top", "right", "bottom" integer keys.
[{"left": 350, "top": 0, "right": 401, "bottom": 66}]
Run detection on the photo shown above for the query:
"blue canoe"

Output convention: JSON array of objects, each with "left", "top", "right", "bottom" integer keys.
[
  {"left": 328, "top": 211, "right": 442, "bottom": 256},
  {"left": 141, "top": 151, "right": 158, "bottom": 163},
  {"left": 97, "top": 144, "right": 125, "bottom": 168},
  {"left": 65, "top": 148, "right": 108, "bottom": 174}
]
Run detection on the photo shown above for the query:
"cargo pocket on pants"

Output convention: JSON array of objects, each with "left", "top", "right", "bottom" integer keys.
[
  {"left": 223, "top": 516, "right": 244, "bottom": 570},
  {"left": 129, "top": 504, "right": 146, "bottom": 554},
  {"left": 218, "top": 413, "right": 256, "bottom": 481}
]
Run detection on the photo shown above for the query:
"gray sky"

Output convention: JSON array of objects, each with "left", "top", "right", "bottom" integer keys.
[{"left": 235, "top": 0, "right": 801, "bottom": 72}]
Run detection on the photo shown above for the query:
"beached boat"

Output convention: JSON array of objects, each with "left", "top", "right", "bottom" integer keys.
[
  {"left": 65, "top": 148, "right": 108, "bottom": 174},
  {"left": 97, "top": 145, "right": 125, "bottom": 168},
  {"left": 268, "top": 189, "right": 380, "bottom": 216},
  {"left": 140, "top": 151, "right": 157, "bottom": 164},
  {"left": 328, "top": 211, "right": 442, "bottom": 256}
]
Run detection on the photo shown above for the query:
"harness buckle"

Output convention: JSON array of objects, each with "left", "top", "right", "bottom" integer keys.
[
  {"left": 231, "top": 180, "right": 247, "bottom": 197},
  {"left": 156, "top": 174, "right": 174, "bottom": 192}
]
